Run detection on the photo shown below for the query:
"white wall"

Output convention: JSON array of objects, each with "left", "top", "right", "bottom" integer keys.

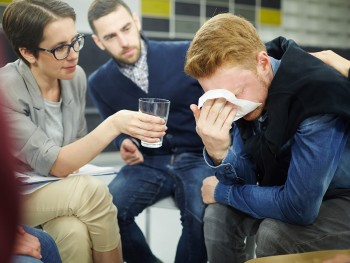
[
  {"left": 258, "top": 0, "right": 350, "bottom": 48},
  {"left": 63, "top": 0, "right": 140, "bottom": 34}
]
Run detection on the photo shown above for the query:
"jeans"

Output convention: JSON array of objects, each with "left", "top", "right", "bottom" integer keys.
[
  {"left": 108, "top": 152, "right": 214, "bottom": 263},
  {"left": 204, "top": 194, "right": 350, "bottom": 263},
  {"left": 12, "top": 225, "right": 61, "bottom": 263}
]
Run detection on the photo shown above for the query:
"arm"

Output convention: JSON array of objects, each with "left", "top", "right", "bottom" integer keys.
[
  {"left": 311, "top": 50, "right": 350, "bottom": 79},
  {"left": 51, "top": 110, "right": 166, "bottom": 177},
  {"left": 0, "top": 64, "right": 166, "bottom": 178},
  {"left": 212, "top": 114, "right": 348, "bottom": 225}
]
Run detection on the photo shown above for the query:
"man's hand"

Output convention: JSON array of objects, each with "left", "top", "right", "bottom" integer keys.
[
  {"left": 13, "top": 226, "right": 41, "bottom": 259},
  {"left": 201, "top": 176, "right": 219, "bottom": 204},
  {"left": 191, "top": 98, "right": 236, "bottom": 165},
  {"left": 120, "top": 139, "right": 144, "bottom": 165}
]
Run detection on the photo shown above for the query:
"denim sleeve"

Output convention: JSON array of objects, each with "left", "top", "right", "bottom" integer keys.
[
  {"left": 214, "top": 114, "right": 349, "bottom": 225},
  {"left": 203, "top": 125, "right": 257, "bottom": 185}
]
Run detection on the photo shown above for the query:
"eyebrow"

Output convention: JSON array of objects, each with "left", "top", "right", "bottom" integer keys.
[
  {"left": 103, "top": 32, "right": 117, "bottom": 40},
  {"left": 102, "top": 22, "right": 132, "bottom": 40},
  {"left": 51, "top": 34, "right": 79, "bottom": 48}
]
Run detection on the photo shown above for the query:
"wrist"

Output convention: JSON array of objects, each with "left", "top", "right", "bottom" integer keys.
[
  {"left": 208, "top": 149, "right": 228, "bottom": 166},
  {"left": 105, "top": 116, "right": 121, "bottom": 138}
]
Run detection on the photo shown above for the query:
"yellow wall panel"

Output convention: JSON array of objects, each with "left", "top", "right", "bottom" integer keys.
[
  {"left": 142, "top": 0, "right": 170, "bottom": 18},
  {"left": 0, "top": 0, "right": 11, "bottom": 4},
  {"left": 259, "top": 8, "right": 281, "bottom": 26}
]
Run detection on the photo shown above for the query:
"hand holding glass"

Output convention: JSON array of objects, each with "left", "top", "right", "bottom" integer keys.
[{"left": 139, "top": 98, "right": 170, "bottom": 148}]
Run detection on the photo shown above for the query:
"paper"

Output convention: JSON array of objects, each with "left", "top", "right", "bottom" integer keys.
[
  {"left": 16, "top": 164, "right": 117, "bottom": 195},
  {"left": 198, "top": 89, "right": 261, "bottom": 121}
]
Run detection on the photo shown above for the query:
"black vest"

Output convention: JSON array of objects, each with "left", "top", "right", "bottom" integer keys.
[{"left": 236, "top": 37, "right": 350, "bottom": 186}]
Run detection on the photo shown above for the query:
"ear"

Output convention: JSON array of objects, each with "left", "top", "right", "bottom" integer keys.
[
  {"left": 256, "top": 51, "right": 271, "bottom": 74},
  {"left": 19, "top": 47, "right": 36, "bottom": 64},
  {"left": 132, "top": 12, "right": 142, "bottom": 32},
  {"left": 92, "top": 34, "right": 106, "bottom": 51}
]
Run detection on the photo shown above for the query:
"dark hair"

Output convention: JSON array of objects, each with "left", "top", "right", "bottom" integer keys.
[
  {"left": 2, "top": 0, "right": 76, "bottom": 65},
  {"left": 88, "top": 0, "right": 132, "bottom": 34}
]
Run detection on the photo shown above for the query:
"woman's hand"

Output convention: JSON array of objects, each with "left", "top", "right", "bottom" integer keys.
[
  {"left": 110, "top": 110, "right": 167, "bottom": 143},
  {"left": 311, "top": 50, "right": 350, "bottom": 78}
]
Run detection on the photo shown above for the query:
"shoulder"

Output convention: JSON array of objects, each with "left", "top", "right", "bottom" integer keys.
[
  {"left": 149, "top": 40, "right": 190, "bottom": 52},
  {"left": 88, "top": 58, "right": 115, "bottom": 83},
  {"left": 0, "top": 60, "right": 29, "bottom": 98},
  {"left": 0, "top": 60, "right": 21, "bottom": 84}
]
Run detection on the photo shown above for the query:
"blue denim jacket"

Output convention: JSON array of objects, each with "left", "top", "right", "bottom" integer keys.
[
  {"left": 205, "top": 58, "right": 350, "bottom": 225},
  {"left": 205, "top": 113, "right": 350, "bottom": 225}
]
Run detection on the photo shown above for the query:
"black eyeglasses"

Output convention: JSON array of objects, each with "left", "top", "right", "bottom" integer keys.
[{"left": 36, "top": 34, "right": 85, "bottom": 60}]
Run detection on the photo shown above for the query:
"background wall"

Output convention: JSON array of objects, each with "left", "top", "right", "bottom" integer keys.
[{"left": 64, "top": 0, "right": 350, "bottom": 49}]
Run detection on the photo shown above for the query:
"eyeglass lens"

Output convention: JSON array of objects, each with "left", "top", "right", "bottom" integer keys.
[{"left": 55, "top": 35, "right": 84, "bottom": 60}]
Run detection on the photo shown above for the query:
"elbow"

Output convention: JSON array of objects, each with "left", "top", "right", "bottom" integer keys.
[
  {"left": 284, "top": 206, "right": 319, "bottom": 226},
  {"left": 50, "top": 166, "right": 70, "bottom": 178},
  {"left": 291, "top": 213, "right": 317, "bottom": 226}
]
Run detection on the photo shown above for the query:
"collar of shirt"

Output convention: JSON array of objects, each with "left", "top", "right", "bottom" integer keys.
[
  {"left": 118, "top": 39, "right": 149, "bottom": 93},
  {"left": 270, "top": 56, "right": 281, "bottom": 76}
]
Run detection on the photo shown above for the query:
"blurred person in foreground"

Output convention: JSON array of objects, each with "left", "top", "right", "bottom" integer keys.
[{"left": 0, "top": 21, "right": 61, "bottom": 263}]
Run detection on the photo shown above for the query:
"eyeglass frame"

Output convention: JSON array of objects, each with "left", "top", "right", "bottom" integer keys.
[{"left": 36, "top": 33, "right": 85, "bottom": 60}]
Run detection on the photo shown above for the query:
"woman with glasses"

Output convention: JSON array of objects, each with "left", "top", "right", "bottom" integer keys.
[{"left": 0, "top": 1, "right": 166, "bottom": 263}]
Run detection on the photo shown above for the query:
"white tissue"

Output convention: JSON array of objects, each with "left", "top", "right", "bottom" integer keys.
[{"left": 198, "top": 89, "right": 261, "bottom": 121}]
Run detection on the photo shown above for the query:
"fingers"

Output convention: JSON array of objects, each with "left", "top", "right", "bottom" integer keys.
[
  {"left": 120, "top": 139, "right": 144, "bottom": 165},
  {"left": 190, "top": 104, "right": 200, "bottom": 123},
  {"left": 14, "top": 232, "right": 42, "bottom": 259},
  {"left": 200, "top": 98, "right": 236, "bottom": 129},
  {"left": 138, "top": 112, "right": 166, "bottom": 125}
]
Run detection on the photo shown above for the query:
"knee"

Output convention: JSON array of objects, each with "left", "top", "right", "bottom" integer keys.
[
  {"left": 204, "top": 203, "right": 223, "bottom": 222},
  {"left": 78, "top": 175, "right": 110, "bottom": 199},
  {"left": 76, "top": 176, "right": 117, "bottom": 210},
  {"left": 255, "top": 219, "right": 288, "bottom": 256},
  {"left": 44, "top": 216, "right": 92, "bottom": 250}
]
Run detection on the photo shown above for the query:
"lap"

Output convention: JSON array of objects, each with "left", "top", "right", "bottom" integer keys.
[
  {"left": 255, "top": 195, "right": 350, "bottom": 256},
  {"left": 109, "top": 153, "right": 213, "bottom": 217},
  {"left": 22, "top": 175, "right": 109, "bottom": 227}
]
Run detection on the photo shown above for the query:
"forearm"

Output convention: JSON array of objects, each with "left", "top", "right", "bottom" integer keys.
[{"left": 51, "top": 116, "right": 119, "bottom": 177}]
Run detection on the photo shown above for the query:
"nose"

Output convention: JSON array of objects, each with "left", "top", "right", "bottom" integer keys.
[
  {"left": 66, "top": 46, "right": 79, "bottom": 60},
  {"left": 118, "top": 35, "right": 129, "bottom": 48}
]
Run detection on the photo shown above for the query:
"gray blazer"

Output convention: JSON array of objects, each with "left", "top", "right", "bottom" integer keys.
[{"left": 0, "top": 60, "right": 87, "bottom": 175}]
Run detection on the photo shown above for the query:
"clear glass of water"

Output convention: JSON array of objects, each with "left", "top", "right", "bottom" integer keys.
[{"left": 138, "top": 98, "right": 170, "bottom": 148}]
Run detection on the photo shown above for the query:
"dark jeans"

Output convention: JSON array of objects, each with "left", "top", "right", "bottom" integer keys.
[
  {"left": 12, "top": 225, "right": 61, "bottom": 263},
  {"left": 109, "top": 153, "right": 214, "bottom": 263},
  {"left": 204, "top": 195, "right": 350, "bottom": 263}
]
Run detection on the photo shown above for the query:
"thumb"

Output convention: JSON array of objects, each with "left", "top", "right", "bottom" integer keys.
[
  {"left": 122, "top": 139, "right": 137, "bottom": 152},
  {"left": 190, "top": 104, "right": 200, "bottom": 123}
]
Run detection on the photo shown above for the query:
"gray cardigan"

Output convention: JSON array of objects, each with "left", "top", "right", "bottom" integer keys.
[{"left": 0, "top": 60, "right": 87, "bottom": 176}]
